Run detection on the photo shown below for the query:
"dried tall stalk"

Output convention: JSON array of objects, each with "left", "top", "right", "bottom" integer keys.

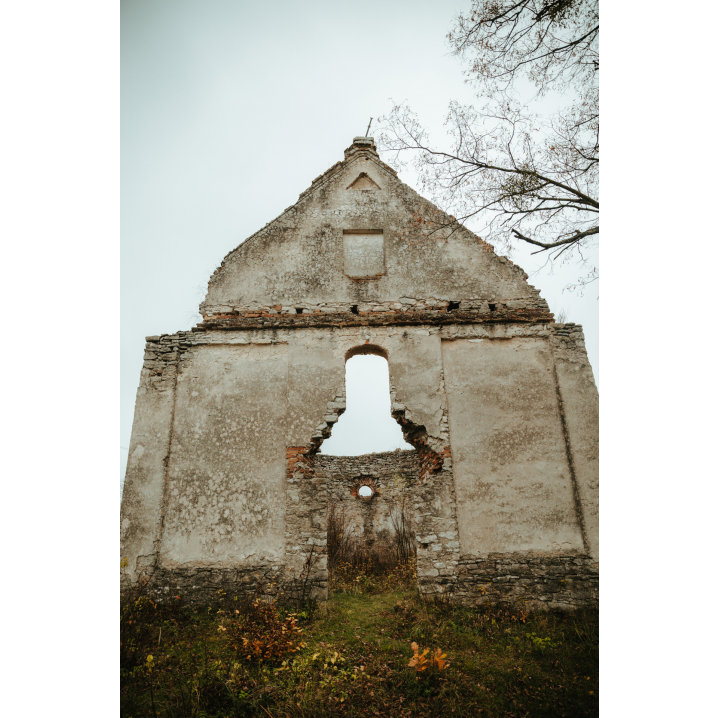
[
  {"left": 327, "top": 501, "right": 358, "bottom": 575},
  {"left": 389, "top": 474, "right": 415, "bottom": 565},
  {"left": 327, "top": 476, "right": 417, "bottom": 593}
]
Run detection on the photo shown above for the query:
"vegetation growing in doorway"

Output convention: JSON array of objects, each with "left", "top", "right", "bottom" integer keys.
[{"left": 327, "top": 474, "right": 417, "bottom": 595}]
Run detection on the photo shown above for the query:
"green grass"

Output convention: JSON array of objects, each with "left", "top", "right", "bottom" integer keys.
[{"left": 121, "top": 589, "right": 598, "bottom": 717}]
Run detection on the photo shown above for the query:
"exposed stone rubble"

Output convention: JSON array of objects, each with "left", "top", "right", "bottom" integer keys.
[
  {"left": 317, "top": 450, "right": 421, "bottom": 549},
  {"left": 200, "top": 297, "right": 551, "bottom": 321},
  {"left": 197, "top": 302, "right": 553, "bottom": 331},
  {"left": 282, "top": 445, "right": 329, "bottom": 601},
  {"left": 455, "top": 554, "right": 598, "bottom": 610}
]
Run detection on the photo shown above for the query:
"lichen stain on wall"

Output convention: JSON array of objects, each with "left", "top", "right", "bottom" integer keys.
[
  {"left": 161, "top": 344, "right": 289, "bottom": 566},
  {"left": 443, "top": 337, "right": 583, "bottom": 555}
]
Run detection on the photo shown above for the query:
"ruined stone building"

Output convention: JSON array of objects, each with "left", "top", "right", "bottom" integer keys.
[{"left": 120, "top": 137, "right": 599, "bottom": 609}]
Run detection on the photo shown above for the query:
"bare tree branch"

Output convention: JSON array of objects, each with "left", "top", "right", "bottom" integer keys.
[
  {"left": 512, "top": 225, "right": 598, "bottom": 251},
  {"left": 377, "top": 0, "right": 598, "bottom": 285}
]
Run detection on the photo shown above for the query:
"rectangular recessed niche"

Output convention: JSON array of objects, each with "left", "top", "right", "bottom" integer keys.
[{"left": 343, "top": 230, "right": 385, "bottom": 278}]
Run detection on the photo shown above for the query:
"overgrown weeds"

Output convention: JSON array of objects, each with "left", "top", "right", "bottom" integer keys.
[
  {"left": 327, "top": 476, "right": 418, "bottom": 595},
  {"left": 224, "top": 598, "right": 306, "bottom": 663},
  {"left": 122, "top": 478, "right": 597, "bottom": 716},
  {"left": 121, "top": 583, "right": 598, "bottom": 717},
  {"left": 331, "top": 551, "right": 417, "bottom": 594},
  {"left": 389, "top": 474, "right": 414, "bottom": 565}
]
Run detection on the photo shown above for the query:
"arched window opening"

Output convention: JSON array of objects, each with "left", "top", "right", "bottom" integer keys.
[{"left": 320, "top": 354, "right": 413, "bottom": 455}]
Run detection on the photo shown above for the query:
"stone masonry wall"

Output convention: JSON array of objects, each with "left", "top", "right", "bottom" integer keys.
[
  {"left": 316, "top": 450, "right": 421, "bottom": 549},
  {"left": 455, "top": 553, "right": 599, "bottom": 610},
  {"left": 315, "top": 448, "right": 463, "bottom": 599}
]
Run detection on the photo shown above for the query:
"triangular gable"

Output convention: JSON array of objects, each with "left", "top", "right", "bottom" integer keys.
[
  {"left": 201, "top": 138, "right": 549, "bottom": 321},
  {"left": 347, "top": 172, "right": 381, "bottom": 190}
]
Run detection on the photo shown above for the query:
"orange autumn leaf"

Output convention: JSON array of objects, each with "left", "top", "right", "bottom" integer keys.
[{"left": 432, "top": 648, "right": 449, "bottom": 670}]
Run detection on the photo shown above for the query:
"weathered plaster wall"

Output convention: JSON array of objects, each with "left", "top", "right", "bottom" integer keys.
[
  {"left": 121, "top": 319, "right": 597, "bottom": 607},
  {"left": 160, "top": 344, "right": 289, "bottom": 567},
  {"left": 121, "top": 335, "right": 182, "bottom": 584},
  {"left": 120, "top": 373, "right": 175, "bottom": 584},
  {"left": 550, "top": 324, "right": 599, "bottom": 559},
  {"left": 443, "top": 337, "right": 584, "bottom": 555},
  {"left": 286, "top": 333, "right": 346, "bottom": 448}
]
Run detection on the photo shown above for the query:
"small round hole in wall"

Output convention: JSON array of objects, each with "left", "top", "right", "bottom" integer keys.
[{"left": 358, "top": 485, "right": 374, "bottom": 498}]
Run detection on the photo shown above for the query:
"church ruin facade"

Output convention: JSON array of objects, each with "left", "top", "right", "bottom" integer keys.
[{"left": 120, "top": 137, "right": 599, "bottom": 609}]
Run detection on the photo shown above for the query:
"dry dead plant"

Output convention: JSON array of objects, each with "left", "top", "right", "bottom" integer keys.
[
  {"left": 327, "top": 484, "right": 417, "bottom": 594},
  {"left": 388, "top": 473, "right": 415, "bottom": 565}
]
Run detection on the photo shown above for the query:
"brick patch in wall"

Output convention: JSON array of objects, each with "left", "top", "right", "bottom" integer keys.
[{"left": 196, "top": 306, "right": 553, "bottom": 332}]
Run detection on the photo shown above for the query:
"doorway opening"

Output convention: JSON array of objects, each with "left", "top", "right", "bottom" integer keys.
[{"left": 320, "top": 351, "right": 417, "bottom": 593}]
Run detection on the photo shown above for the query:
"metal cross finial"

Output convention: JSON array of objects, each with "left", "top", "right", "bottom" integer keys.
[{"left": 365, "top": 117, "right": 373, "bottom": 137}]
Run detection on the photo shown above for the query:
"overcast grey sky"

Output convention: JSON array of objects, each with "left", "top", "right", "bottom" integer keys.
[{"left": 121, "top": 0, "right": 598, "bottom": 492}]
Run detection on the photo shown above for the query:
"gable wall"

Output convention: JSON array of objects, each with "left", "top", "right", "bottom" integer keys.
[
  {"left": 201, "top": 154, "right": 545, "bottom": 316},
  {"left": 120, "top": 140, "right": 597, "bottom": 609}
]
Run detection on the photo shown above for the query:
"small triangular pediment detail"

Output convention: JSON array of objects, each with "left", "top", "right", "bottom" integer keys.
[{"left": 347, "top": 172, "right": 381, "bottom": 190}]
